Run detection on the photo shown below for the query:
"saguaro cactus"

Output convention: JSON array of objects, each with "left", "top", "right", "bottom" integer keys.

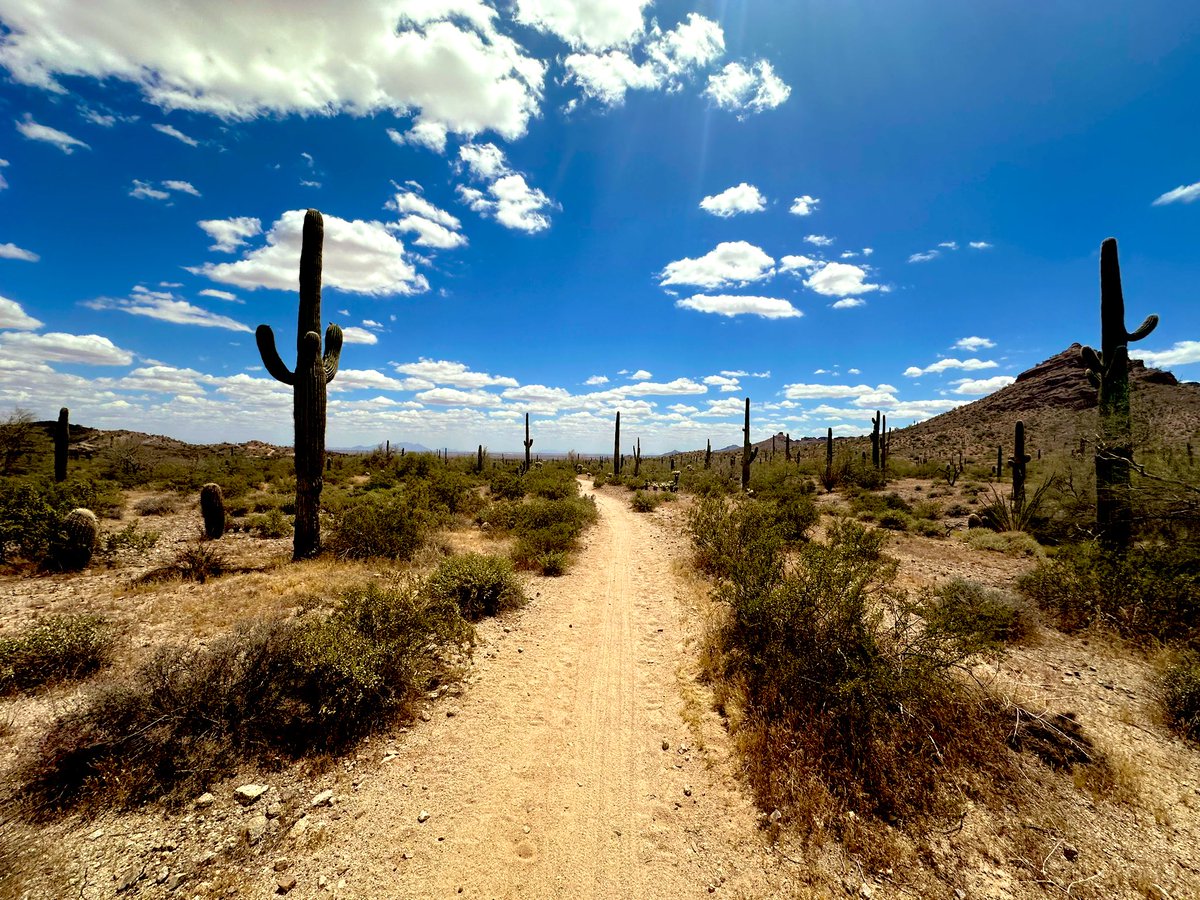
[
  {"left": 613, "top": 411, "right": 621, "bottom": 475},
  {"left": 870, "top": 411, "right": 881, "bottom": 469},
  {"left": 523, "top": 413, "right": 533, "bottom": 474},
  {"left": 996, "top": 445, "right": 1003, "bottom": 481},
  {"left": 633, "top": 438, "right": 642, "bottom": 477},
  {"left": 256, "top": 209, "right": 343, "bottom": 560},
  {"left": 200, "top": 483, "right": 226, "bottom": 539},
  {"left": 1008, "top": 421, "right": 1032, "bottom": 515},
  {"left": 1080, "top": 238, "right": 1158, "bottom": 550},
  {"left": 54, "top": 407, "right": 69, "bottom": 482},
  {"left": 477, "top": 444, "right": 484, "bottom": 474},
  {"left": 741, "top": 397, "right": 757, "bottom": 491},
  {"left": 826, "top": 426, "right": 833, "bottom": 478},
  {"left": 705, "top": 439, "right": 711, "bottom": 469},
  {"left": 785, "top": 433, "right": 792, "bottom": 462}
]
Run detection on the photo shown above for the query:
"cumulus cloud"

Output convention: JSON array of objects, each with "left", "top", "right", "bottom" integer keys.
[
  {"left": 86, "top": 287, "right": 252, "bottom": 332},
  {"left": 951, "top": 375, "right": 1015, "bottom": 395},
  {"left": 0, "top": 330, "right": 132, "bottom": 365},
  {"left": 1152, "top": 181, "right": 1200, "bottom": 206},
  {"left": 789, "top": 195, "right": 819, "bottom": 216},
  {"left": 191, "top": 209, "right": 428, "bottom": 295},
  {"left": 675, "top": 294, "right": 800, "bottom": 319},
  {"left": 456, "top": 143, "right": 555, "bottom": 232},
  {"left": 938, "top": 240, "right": 959, "bottom": 251},
  {"left": 162, "top": 179, "right": 200, "bottom": 196},
  {"left": 953, "top": 336, "right": 995, "bottom": 351},
  {"left": 0, "top": 1, "right": 546, "bottom": 141},
  {"left": 340, "top": 326, "right": 379, "bottom": 345},
  {"left": 387, "top": 189, "right": 467, "bottom": 249},
  {"left": 783, "top": 382, "right": 897, "bottom": 402},
  {"left": 15, "top": 114, "right": 88, "bottom": 152},
  {"left": 627, "top": 369, "right": 652, "bottom": 380},
  {"left": 660, "top": 241, "right": 774, "bottom": 289},
  {"left": 1139, "top": 340, "right": 1200, "bottom": 368},
  {"left": 804, "top": 234, "right": 833, "bottom": 247},
  {"left": 0, "top": 296, "right": 43, "bottom": 329},
  {"left": 903, "top": 358, "right": 997, "bottom": 377},
  {"left": 515, "top": 0, "right": 650, "bottom": 50},
  {"left": 584, "top": 375, "right": 608, "bottom": 385},
  {"left": 908, "top": 250, "right": 939, "bottom": 263},
  {"left": 699, "top": 183, "right": 766, "bottom": 217},
  {"left": 830, "top": 298, "right": 865, "bottom": 309},
  {"left": 969, "top": 241, "right": 993, "bottom": 250},
  {"left": 801, "top": 262, "right": 883, "bottom": 297},
  {"left": 0, "top": 242, "right": 39, "bottom": 262},
  {"left": 198, "top": 288, "right": 239, "bottom": 302},
  {"left": 129, "top": 179, "right": 170, "bottom": 200},
  {"left": 704, "top": 60, "right": 790, "bottom": 116},
  {"left": 0, "top": 157, "right": 8, "bottom": 190},
  {"left": 394, "top": 358, "right": 518, "bottom": 388},
  {"left": 416, "top": 387, "right": 502, "bottom": 407},
  {"left": 198, "top": 216, "right": 262, "bottom": 253},
  {"left": 151, "top": 123, "right": 199, "bottom": 146}
]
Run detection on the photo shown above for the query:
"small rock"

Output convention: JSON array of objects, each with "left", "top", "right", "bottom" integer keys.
[
  {"left": 318, "top": 874, "right": 329, "bottom": 888},
  {"left": 155, "top": 866, "right": 170, "bottom": 884},
  {"left": 769, "top": 810, "right": 782, "bottom": 824},
  {"left": 273, "top": 858, "right": 291, "bottom": 872},
  {"left": 311, "top": 789, "right": 334, "bottom": 808},
  {"left": 116, "top": 865, "right": 144, "bottom": 893},
  {"left": 243, "top": 814, "right": 269, "bottom": 845},
  {"left": 522, "top": 826, "right": 530, "bottom": 834},
  {"left": 287, "top": 816, "right": 309, "bottom": 841},
  {"left": 419, "top": 711, "right": 432, "bottom": 722},
  {"left": 265, "top": 801, "right": 283, "bottom": 819},
  {"left": 417, "top": 810, "right": 431, "bottom": 823},
  {"left": 199, "top": 851, "right": 217, "bottom": 866},
  {"left": 661, "top": 740, "right": 670, "bottom": 751},
  {"left": 88, "top": 829, "right": 104, "bottom": 841},
  {"left": 683, "top": 785, "right": 692, "bottom": 797},
  {"left": 166, "top": 872, "right": 187, "bottom": 891},
  {"left": 234, "top": 784, "right": 270, "bottom": 806},
  {"left": 446, "top": 708, "right": 459, "bottom": 718},
  {"left": 859, "top": 884, "right": 875, "bottom": 899},
  {"left": 1063, "top": 844, "right": 1079, "bottom": 862},
  {"left": 276, "top": 874, "right": 297, "bottom": 894},
  {"left": 195, "top": 792, "right": 215, "bottom": 809}
]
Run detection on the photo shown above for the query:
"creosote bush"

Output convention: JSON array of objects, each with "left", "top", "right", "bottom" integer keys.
[
  {"left": 23, "top": 579, "right": 471, "bottom": 812},
  {"left": 630, "top": 490, "right": 661, "bottom": 513},
  {"left": 0, "top": 615, "right": 114, "bottom": 695},
  {"left": 247, "top": 507, "right": 294, "bottom": 538},
  {"left": 424, "top": 553, "right": 525, "bottom": 620},
  {"left": 481, "top": 488, "right": 597, "bottom": 576},
  {"left": 920, "top": 579, "right": 1033, "bottom": 653},
  {"left": 325, "top": 492, "right": 432, "bottom": 561}
]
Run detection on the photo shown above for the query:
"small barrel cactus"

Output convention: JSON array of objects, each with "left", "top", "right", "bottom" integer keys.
[
  {"left": 200, "top": 483, "right": 226, "bottom": 540},
  {"left": 56, "top": 508, "right": 99, "bottom": 570}
]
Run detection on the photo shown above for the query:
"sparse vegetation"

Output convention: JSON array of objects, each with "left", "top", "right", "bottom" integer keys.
[
  {"left": 920, "top": 579, "right": 1033, "bottom": 653},
  {"left": 0, "top": 615, "right": 114, "bottom": 695},
  {"left": 1159, "top": 651, "right": 1200, "bottom": 742},
  {"left": 424, "top": 553, "right": 525, "bottom": 620}
]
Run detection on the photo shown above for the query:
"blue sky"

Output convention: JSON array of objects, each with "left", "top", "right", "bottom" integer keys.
[{"left": 0, "top": 0, "right": 1197, "bottom": 453}]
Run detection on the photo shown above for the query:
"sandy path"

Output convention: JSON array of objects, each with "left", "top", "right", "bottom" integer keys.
[{"left": 280, "top": 483, "right": 786, "bottom": 898}]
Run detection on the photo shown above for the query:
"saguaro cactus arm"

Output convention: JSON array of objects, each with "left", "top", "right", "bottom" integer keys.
[
  {"left": 256, "top": 325, "right": 296, "bottom": 385},
  {"left": 323, "top": 323, "right": 343, "bottom": 383}
]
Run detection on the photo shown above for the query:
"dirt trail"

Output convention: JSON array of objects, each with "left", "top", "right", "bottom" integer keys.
[{"left": 283, "top": 483, "right": 786, "bottom": 898}]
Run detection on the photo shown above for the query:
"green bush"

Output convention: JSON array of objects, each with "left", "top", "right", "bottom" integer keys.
[
  {"left": 0, "top": 616, "right": 114, "bottom": 694},
  {"left": 98, "top": 522, "right": 159, "bottom": 557},
  {"left": 521, "top": 464, "right": 579, "bottom": 500},
  {"left": 325, "top": 492, "right": 432, "bottom": 561},
  {"left": 1160, "top": 652, "right": 1200, "bottom": 741},
  {"left": 686, "top": 496, "right": 783, "bottom": 603},
  {"left": 247, "top": 507, "right": 293, "bottom": 538},
  {"left": 630, "top": 490, "right": 661, "bottom": 513},
  {"left": 482, "top": 495, "right": 597, "bottom": 575},
  {"left": 0, "top": 477, "right": 124, "bottom": 566},
  {"left": 23, "top": 580, "right": 471, "bottom": 811},
  {"left": 964, "top": 529, "right": 1043, "bottom": 557},
  {"left": 1019, "top": 542, "right": 1200, "bottom": 644},
  {"left": 920, "top": 579, "right": 1032, "bottom": 653},
  {"left": 488, "top": 468, "right": 525, "bottom": 500},
  {"left": 424, "top": 553, "right": 525, "bottom": 620},
  {"left": 878, "top": 511, "right": 911, "bottom": 531},
  {"left": 133, "top": 495, "right": 176, "bottom": 516}
]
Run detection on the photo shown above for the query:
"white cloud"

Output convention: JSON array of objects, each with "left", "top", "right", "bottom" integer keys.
[
  {"left": 938, "top": 241, "right": 959, "bottom": 250},
  {"left": 563, "top": 50, "right": 660, "bottom": 106},
  {"left": 0, "top": 2, "right": 547, "bottom": 141},
  {"left": 456, "top": 144, "right": 555, "bottom": 232},
  {"left": 162, "top": 179, "right": 200, "bottom": 196},
  {"left": 0, "top": 157, "right": 8, "bottom": 190},
  {"left": 1139, "top": 340, "right": 1200, "bottom": 368},
  {"left": 396, "top": 119, "right": 449, "bottom": 154},
  {"left": 394, "top": 358, "right": 518, "bottom": 388},
  {"left": 969, "top": 241, "right": 993, "bottom": 250},
  {"left": 804, "top": 234, "right": 833, "bottom": 247},
  {"left": 459, "top": 143, "right": 509, "bottom": 180},
  {"left": 388, "top": 189, "right": 467, "bottom": 249},
  {"left": 704, "top": 60, "right": 790, "bottom": 116},
  {"left": 704, "top": 374, "right": 740, "bottom": 390},
  {"left": 848, "top": 368, "right": 860, "bottom": 375},
  {"left": 192, "top": 209, "right": 428, "bottom": 296},
  {"left": 340, "top": 326, "right": 379, "bottom": 345},
  {"left": 0, "top": 242, "right": 39, "bottom": 262},
  {"left": 862, "top": 247, "right": 874, "bottom": 256},
  {"left": 676, "top": 294, "right": 801, "bottom": 319},
  {"left": 198, "top": 216, "right": 262, "bottom": 253},
  {"left": 87, "top": 289, "right": 252, "bottom": 332},
  {"left": 953, "top": 336, "right": 995, "bottom": 351},
  {"left": 617, "top": 377, "right": 705, "bottom": 397},
  {"left": 904, "top": 357, "right": 998, "bottom": 377},
  {"left": 778, "top": 254, "right": 820, "bottom": 274},
  {"left": 951, "top": 375, "right": 1015, "bottom": 395},
  {"left": 627, "top": 369, "right": 652, "bottom": 380},
  {"left": 840, "top": 250, "right": 858, "bottom": 259},
  {"left": 129, "top": 179, "right": 170, "bottom": 200},
  {"left": 151, "top": 123, "right": 198, "bottom": 146},
  {"left": 660, "top": 241, "right": 774, "bottom": 288},
  {"left": 802, "top": 261, "right": 882, "bottom": 297},
  {"left": 0, "top": 296, "right": 43, "bottom": 329},
  {"left": 516, "top": 0, "right": 650, "bottom": 50},
  {"left": 0, "top": 330, "right": 132, "bottom": 365},
  {"left": 1152, "top": 182, "right": 1200, "bottom": 206},
  {"left": 908, "top": 250, "right": 939, "bottom": 263},
  {"left": 416, "top": 387, "right": 501, "bottom": 407},
  {"left": 789, "top": 195, "right": 819, "bottom": 216},
  {"left": 699, "top": 183, "right": 766, "bottom": 217},
  {"left": 830, "top": 298, "right": 865, "bottom": 309},
  {"left": 645, "top": 13, "right": 725, "bottom": 77},
  {"left": 198, "top": 288, "right": 238, "bottom": 302},
  {"left": 15, "top": 115, "right": 88, "bottom": 153},
  {"left": 783, "top": 382, "right": 896, "bottom": 401},
  {"left": 584, "top": 375, "right": 608, "bottom": 385}
]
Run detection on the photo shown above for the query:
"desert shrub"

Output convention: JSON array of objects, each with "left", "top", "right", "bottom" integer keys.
[
  {"left": 591, "top": 470, "right": 609, "bottom": 488},
  {"left": 945, "top": 502, "right": 972, "bottom": 517},
  {"left": 488, "top": 468, "right": 525, "bottom": 500},
  {"left": 0, "top": 616, "right": 114, "bottom": 694},
  {"left": 325, "top": 492, "right": 432, "bottom": 561},
  {"left": 911, "top": 500, "right": 942, "bottom": 521},
  {"left": 247, "top": 507, "right": 293, "bottom": 538},
  {"left": 687, "top": 496, "right": 783, "bottom": 592},
  {"left": 424, "top": 553, "right": 525, "bottom": 620},
  {"left": 963, "top": 529, "right": 1043, "bottom": 557},
  {"left": 133, "top": 495, "right": 176, "bottom": 516},
  {"left": 522, "top": 464, "right": 578, "bottom": 500},
  {"left": 679, "top": 467, "right": 734, "bottom": 497},
  {"left": 769, "top": 495, "right": 818, "bottom": 543},
  {"left": 1159, "top": 652, "right": 1200, "bottom": 741},
  {"left": 0, "top": 478, "right": 124, "bottom": 565},
  {"left": 849, "top": 489, "right": 912, "bottom": 520},
  {"left": 173, "top": 543, "right": 225, "bottom": 583},
  {"left": 630, "top": 490, "right": 661, "bottom": 513},
  {"left": 23, "top": 580, "right": 470, "bottom": 812},
  {"left": 877, "top": 511, "right": 910, "bottom": 531},
  {"left": 710, "top": 519, "right": 1008, "bottom": 822},
  {"left": 920, "top": 579, "right": 1033, "bottom": 653},
  {"left": 483, "top": 495, "right": 596, "bottom": 575},
  {"left": 1019, "top": 542, "right": 1200, "bottom": 644},
  {"left": 537, "top": 550, "right": 569, "bottom": 576},
  {"left": 98, "top": 522, "right": 159, "bottom": 557}
]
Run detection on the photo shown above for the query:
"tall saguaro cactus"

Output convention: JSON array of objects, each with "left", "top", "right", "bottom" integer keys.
[
  {"left": 633, "top": 438, "right": 642, "bottom": 476},
  {"left": 1008, "top": 421, "right": 1031, "bottom": 515},
  {"left": 870, "top": 411, "right": 881, "bottom": 469},
  {"left": 613, "top": 411, "right": 621, "bottom": 476},
  {"left": 256, "top": 209, "right": 343, "bottom": 560},
  {"left": 1080, "top": 238, "right": 1158, "bottom": 550},
  {"left": 523, "top": 413, "right": 533, "bottom": 474},
  {"left": 54, "top": 407, "right": 69, "bottom": 482},
  {"left": 705, "top": 439, "right": 711, "bottom": 469},
  {"left": 741, "top": 397, "right": 757, "bottom": 491}
]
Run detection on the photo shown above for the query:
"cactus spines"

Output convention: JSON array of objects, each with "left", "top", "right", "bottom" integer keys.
[
  {"left": 613, "top": 411, "right": 621, "bottom": 476},
  {"left": 255, "top": 209, "right": 343, "bottom": 560},
  {"left": 200, "top": 483, "right": 226, "bottom": 540},
  {"left": 633, "top": 438, "right": 642, "bottom": 477},
  {"left": 57, "top": 508, "right": 98, "bottom": 571},
  {"left": 705, "top": 439, "right": 711, "bottom": 469},
  {"left": 1008, "top": 421, "right": 1032, "bottom": 514},
  {"left": 741, "top": 397, "right": 757, "bottom": 491},
  {"left": 523, "top": 413, "right": 533, "bottom": 474},
  {"left": 870, "top": 411, "right": 881, "bottom": 469},
  {"left": 1080, "top": 238, "right": 1159, "bottom": 550},
  {"left": 54, "top": 407, "right": 69, "bottom": 482}
]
